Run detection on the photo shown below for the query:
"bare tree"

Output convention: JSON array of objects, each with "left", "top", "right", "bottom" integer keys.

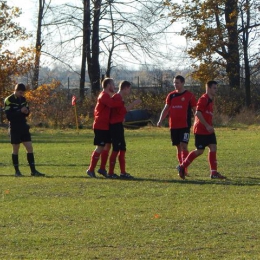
[
  {"left": 32, "top": 0, "right": 52, "bottom": 89},
  {"left": 238, "top": 0, "right": 260, "bottom": 106},
  {"left": 34, "top": 0, "right": 173, "bottom": 97}
]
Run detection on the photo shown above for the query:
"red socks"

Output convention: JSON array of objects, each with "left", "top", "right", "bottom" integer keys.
[
  {"left": 181, "top": 150, "right": 189, "bottom": 163},
  {"left": 109, "top": 151, "right": 119, "bottom": 174},
  {"left": 88, "top": 151, "right": 100, "bottom": 171},
  {"left": 182, "top": 151, "right": 198, "bottom": 168},
  {"left": 108, "top": 151, "right": 126, "bottom": 174},
  {"left": 100, "top": 149, "right": 109, "bottom": 170},
  {"left": 208, "top": 151, "right": 217, "bottom": 173}
]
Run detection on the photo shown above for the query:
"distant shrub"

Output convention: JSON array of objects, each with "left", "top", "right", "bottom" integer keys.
[{"left": 23, "top": 83, "right": 260, "bottom": 128}]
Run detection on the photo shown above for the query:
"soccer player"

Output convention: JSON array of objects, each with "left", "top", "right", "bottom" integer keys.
[
  {"left": 177, "top": 80, "right": 226, "bottom": 180},
  {"left": 4, "top": 83, "right": 45, "bottom": 177},
  {"left": 157, "top": 75, "right": 196, "bottom": 176},
  {"left": 86, "top": 78, "right": 124, "bottom": 178},
  {"left": 107, "top": 81, "right": 141, "bottom": 179}
]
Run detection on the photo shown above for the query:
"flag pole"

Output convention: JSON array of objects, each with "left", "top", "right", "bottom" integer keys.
[
  {"left": 72, "top": 95, "right": 79, "bottom": 132},
  {"left": 74, "top": 104, "right": 79, "bottom": 132}
]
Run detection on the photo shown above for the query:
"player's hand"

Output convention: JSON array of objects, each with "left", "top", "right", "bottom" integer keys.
[
  {"left": 133, "top": 99, "right": 142, "bottom": 106},
  {"left": 21, "top": 107, "right": 29, "bottom": 114},
  {"left": 206, "top": 125, "right": 214, "bottom": 133}
]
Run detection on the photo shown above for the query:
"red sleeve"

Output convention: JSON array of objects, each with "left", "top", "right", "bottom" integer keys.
[
  {"left": 101, "top": 92, "right": 123, "bottom": 108},
  {"left": 196, "top": 96, "right": 207, "bottom": 112},
  {"left": 166, "top": 91, "right": 174, "bottom": 105}
]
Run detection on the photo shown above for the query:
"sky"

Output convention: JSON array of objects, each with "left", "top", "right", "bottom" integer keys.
[{"left": 8, "top": 0, "right": 189, "bottom": 70}]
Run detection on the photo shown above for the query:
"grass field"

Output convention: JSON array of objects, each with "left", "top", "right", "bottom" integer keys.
[{"left": 0, "top": 126, "right": 260, "bottom": 259}]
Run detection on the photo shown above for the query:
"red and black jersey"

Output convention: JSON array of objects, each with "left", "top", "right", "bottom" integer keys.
[
  {"left": 109, "top": 93, "right": 127, "bottom": 124},
  {"left": 166, "top": 90, "right": 196, "bottom": 129},
  {"left": 193, "top": 93, "right": 213, "bottom": 135},
  {"left": 93, "top": 91, "right": 124, "bottom": 130}
]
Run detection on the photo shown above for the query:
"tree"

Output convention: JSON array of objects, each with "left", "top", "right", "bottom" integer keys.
[
  {"left": 32, "top": 0, "right": 51, "bottom": 90},
  {"left": 36, "top": 0, "right": 173, "bottom": 97},
  {"left": 167, "top": 0, "right": 240, "bottom": 89},
  {"left": 167, "top": 0, "right": 260, "bottom": 107},
  {"left": 0, "top": 1, "right": 32, "bottom": 94},
  {"left": 0, "top": 1, "right": 33, "bottom": 122},
  {"left": 238, "top": 0, "right": 260, "bottom": 106}
]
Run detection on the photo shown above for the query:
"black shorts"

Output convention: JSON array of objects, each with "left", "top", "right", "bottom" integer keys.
[
  {"left": 170, "top": 128, "right": 191, "bottom": 146},
  {"left": 93, "top": 129, "right": 111, "bottom": 146},
  {"left": 195, "top": 133, "right": 217, "bottom": 149},
  {"left": 9, "top": 124, "right": 31, "bottom": 144},
  {"left": 110, "top": 123, "right": 126, "bottom": 151}
]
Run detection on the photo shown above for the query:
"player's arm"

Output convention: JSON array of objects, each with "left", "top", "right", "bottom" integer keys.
[
  {"left": 195, "top": 110, "right": 214, "bottom": 133},
  {"left": 21, "top": 101, "right": 30, "bottom": 116},
  {"left": 157, "top": 104, "right": 170, "bottom": 127},
  {"left": 126, "top": 99, "right": 142, "bottom": 111},
  {"left": 102, "top": 94, "right": 124, "bottom": 108}
]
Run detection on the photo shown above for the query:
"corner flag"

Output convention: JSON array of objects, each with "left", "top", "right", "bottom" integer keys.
[
  {"left": 72, "top": 95, "right": 77, "bottom": 106},
  {"left": 71, "top": 95, "right": 79, "bottom": 132}
]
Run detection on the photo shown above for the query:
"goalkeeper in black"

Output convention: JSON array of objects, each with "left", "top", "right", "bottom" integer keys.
[{"left": 4, "top": 83, "right": 45, "bottom": 177}]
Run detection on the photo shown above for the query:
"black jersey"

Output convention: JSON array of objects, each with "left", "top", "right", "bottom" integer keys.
[{"left": 4, "top": 93, "right": 30, "bottom": 128}]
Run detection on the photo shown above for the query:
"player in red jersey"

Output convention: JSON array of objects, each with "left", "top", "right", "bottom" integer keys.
[
  {"left": 107, "top": 81, "right": 141, "bottom": 179},
  {"left": 157, "top": 75, "right": 196, "bottom": 176},
  {"left": 177, "top": 80, "right": 226, "bottom": 180},
  {"left": 86, "top": 78, "right": 124, "bottom": 178}
]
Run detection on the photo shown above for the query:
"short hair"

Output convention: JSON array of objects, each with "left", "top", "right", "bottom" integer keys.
[
  {"left": 174, "top": 75, "right": 185, "bottom": 83},
  {"left": 119, "top": 80, "right": 131, "bottom": 91},
  {"left": 206, "top": 80, "right": 218, "bottom": 88},
  {"left": 102, "top": 78, "right": 114, "bottom": 89},
  {"left": 15, "top": 83, "right": 26, "bottom": 91}
]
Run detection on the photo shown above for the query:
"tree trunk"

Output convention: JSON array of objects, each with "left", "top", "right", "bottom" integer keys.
[
  {"left": 32, "top": 0, "right": 44, "bottom": 90},
  {"left": 91, "top": 0, "right": 102, "bottom": 94},
  {"left": 80, "top": 0, "right": 91, "bottom": 99},
  {"left": 225, "top": 0, "right": 240, "bottom": 90},
  {"left": 242, "top": 0, "right": 251, "bottom": 107}
]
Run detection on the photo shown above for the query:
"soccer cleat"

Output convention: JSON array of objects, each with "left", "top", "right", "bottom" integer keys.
[
  {"left": 120, "top": 173, "right": 134, "bottom": 179},
  {"left": 15, "top": 170, "right": 23, "bottom": 177},
  {"left": 106, "top": 173, "right": 119, "bottom": 179},
  {"left": 184, "top": 168, "right": 190, "bottom": 177},
  {"left": 86, "top": 170, "right": 96, "bottom": 178},
  {"left": 31, "top": 170, "right": 45, "bottom": 177},
  {"left": 176, "top": 165, "right": 185, "bottom": 180},
  {"left": 210, "top": 172, "right": 226, "bottom": 179},
  {"left": 97, "top": 168, "right": 107, "bottom": 177}
]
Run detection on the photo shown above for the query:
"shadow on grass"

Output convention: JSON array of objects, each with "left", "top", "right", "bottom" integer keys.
[
  {"left": 132, "top": 176, "right": 260, "bottom": 187},
  {"left": 1, "top": 170, "right": 260, "bottom": 186}
]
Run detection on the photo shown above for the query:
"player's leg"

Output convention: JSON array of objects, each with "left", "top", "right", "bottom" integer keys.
[
  {"left": 23, "top": 141, "right": 45, "bottom": 177},
  {"left": 87, "top": 129, "right": 107, "bottom": 178},
  {"left": 12, "top": 143, "right": 22, "bottom": 177},
  {"left": 177, "top": 134, "right": 204, "bottom": 179},
  {"left": 87, "top": 145, "right": 104, "bottom": 177},
  {"left": 171, "top": 129, "right": 181, "bottom": 164},
  {"left": 98, "top": 143, "right": 111, "bottom": 177},
  {"left": 208, "top": 134, "right": 226, "bottom": 179},
  {"left": 107, "top": 123, "right": 121, "bottom": 179},
  {"left": 10, "top": 129, "right": 23, "bottom": 177},
  {"left": 176, "top": 144, "right": 182, "bottom": 164},
  {"left": 179, "top": 128, "right": 191, "bottom": 175}
]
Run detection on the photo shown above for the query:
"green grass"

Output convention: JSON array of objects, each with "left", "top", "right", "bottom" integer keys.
[{"left": 0, "top": 126, "right": 260, "bottom": 259}]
